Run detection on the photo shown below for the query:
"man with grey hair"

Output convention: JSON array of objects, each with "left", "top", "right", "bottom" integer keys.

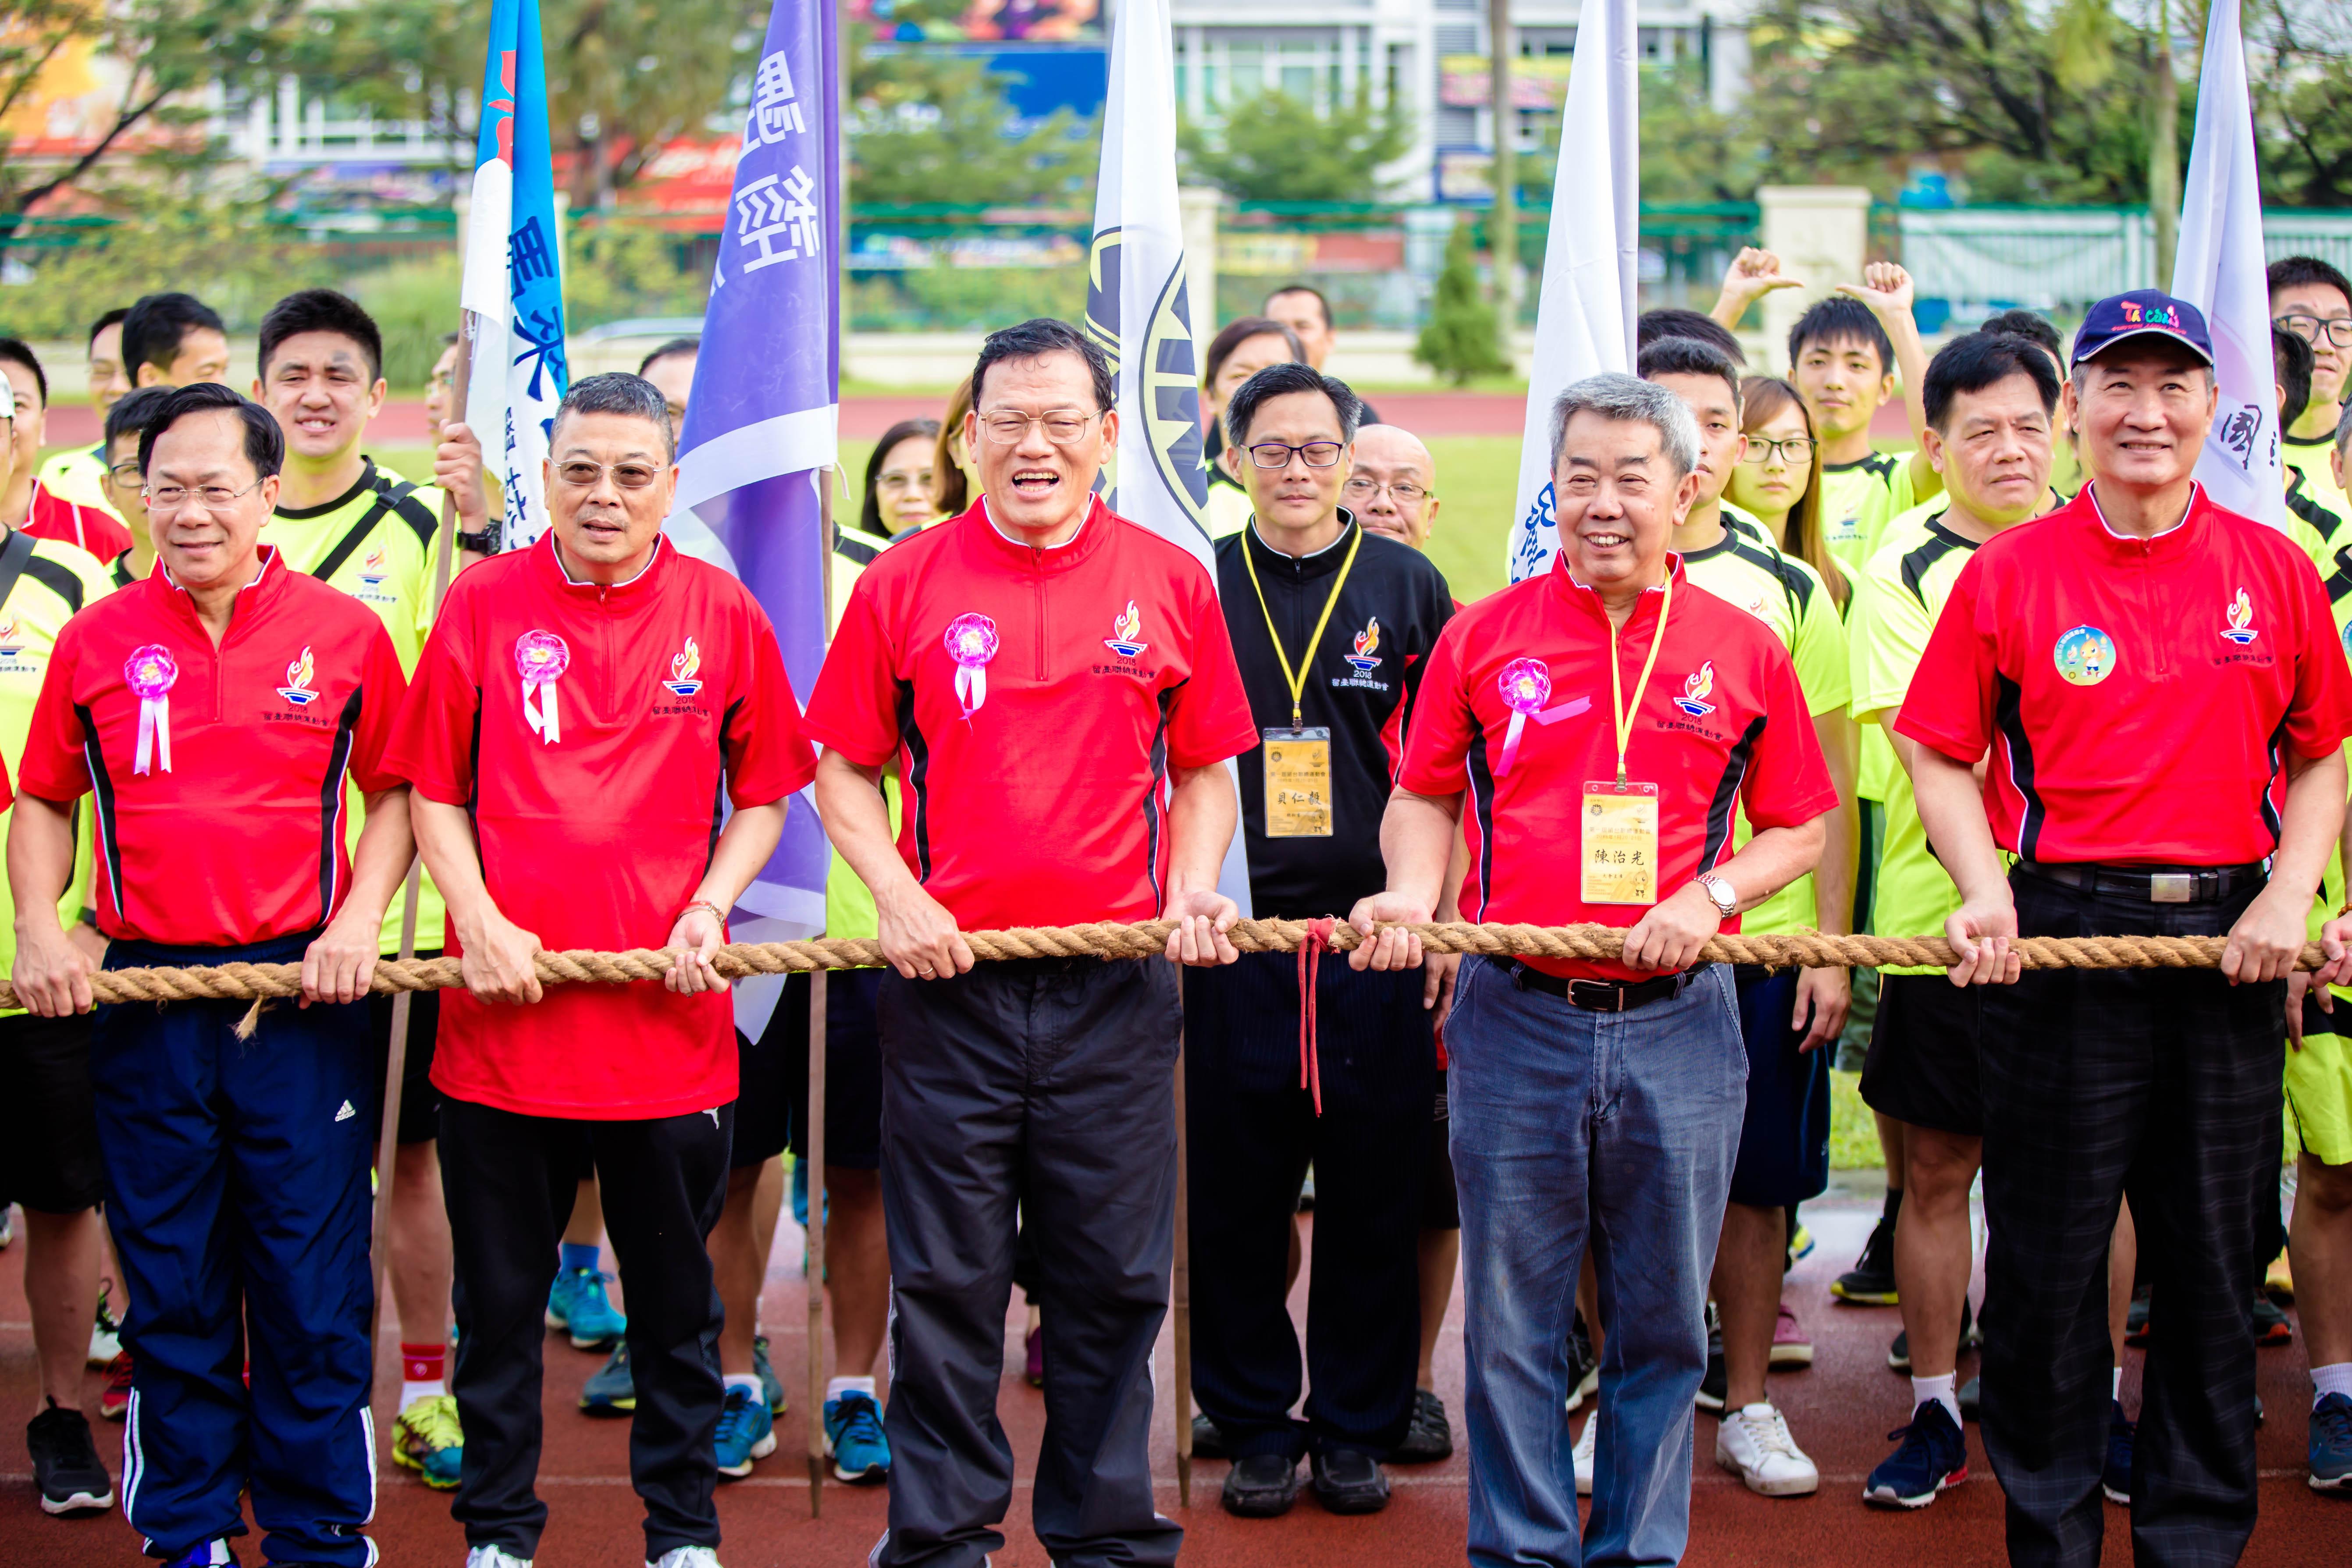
[
  {"left": 387, "top": 371, "right": 821, "bottom": 1568},
  {"left": 1349, "top": 371, "right": 1837, "bottom": 1562}
]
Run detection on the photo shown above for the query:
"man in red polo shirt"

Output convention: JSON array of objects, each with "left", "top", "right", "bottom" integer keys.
[
  {"left": 1349, "top": 372, "right": 1835, "bottom": 1565},
  {"left": 387, "top": 372, "right": 815, "bottom": 1568},
  {"left": 1903, "top": 290, "right": 2352, "bottom": 1567},
  {"left": 7, "top": 382, "right": 414, "bottom": 1568},
  {"left": 808, "top": 318, "right": 1258, "bottom": 1568}
]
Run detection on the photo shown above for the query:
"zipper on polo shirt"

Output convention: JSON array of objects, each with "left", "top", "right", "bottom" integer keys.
[{"left": 1034, "top": 571, "right": 1046, "bottom": 682}]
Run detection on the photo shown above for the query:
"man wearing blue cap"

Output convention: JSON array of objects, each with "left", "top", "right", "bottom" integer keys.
[{"left": 1901, "top": 288, "right": 2352, "bottom": 1565}]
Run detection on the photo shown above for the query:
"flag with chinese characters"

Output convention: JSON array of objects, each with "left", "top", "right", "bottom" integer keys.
[
  {"left": 663, "top": 0, "right": 839, "bottom": 1034},
  {"left": 1503, "top": 0, "right": 1638, "bottom": 582},
  {"left": 2170, "top": 0, "right": 2286, "bottom": 530},
  {"left": 460, "top": 0, "right": 569, "bottom": 552}
]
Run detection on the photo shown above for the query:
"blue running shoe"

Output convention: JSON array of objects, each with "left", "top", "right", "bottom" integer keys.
[
  {"left": 545, "top": 1265, "right": 626, "bottom": 1350},
  {"left": 826, "top": 1390, "right": 891, "bottom": 1484},
  {"left": 579, "top": 1341, "right": 636, "bottom": 1415},
  {"left": 1863, "top": 1399, "right": 1968, "bottom": 1509},
  {"left": 2312, "top": 1390, "right": 2352, "bottom": 1492},
  {"left": 715, "top": 1383, "right": 776, "bottom": 1479},
  {"left": 2102, "top": 1399, "right": 2134, "bottom": 1504}
]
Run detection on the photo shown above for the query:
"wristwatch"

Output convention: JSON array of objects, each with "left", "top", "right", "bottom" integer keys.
[{"left": 1695, "top": 872, "right": 1739, "bottom": 920}]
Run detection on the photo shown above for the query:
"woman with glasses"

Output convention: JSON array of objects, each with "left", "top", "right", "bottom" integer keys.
[
  {"left": 859, "top": 418, "right": 941, "bottom": 541},
  {"left": 1201, "top": 317, "right": 1306, "bottom": 539},
  {"left": 1731, "top": 376, "right": 1847, "bottom": 609}
]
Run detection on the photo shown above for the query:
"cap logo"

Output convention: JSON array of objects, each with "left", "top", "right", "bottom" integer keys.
[
  {"left": 2121, "top": 301, "right": 2180, "bottom": 330},
  {"left": 2054, "top": 625, "right": 2117, "bottom": 686}
]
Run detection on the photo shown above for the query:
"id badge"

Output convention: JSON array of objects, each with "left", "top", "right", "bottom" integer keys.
[
  {"left": 1263, "top": 727, "right": 1333, "bottom": 838},
  {"left": 1581, "top": 780, "right": 1660, "bottom": 904}
]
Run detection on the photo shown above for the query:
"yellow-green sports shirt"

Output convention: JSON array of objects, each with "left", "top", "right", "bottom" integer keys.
[
  {"left": 267, "top": 457, "right": 452, "bottom": 954},
  {"left": 1849, "top": 502, "right": 2003, "bottom": 975},
  {"left": 1684, "top": 517, "right": 1850, "bottom": 939},
  {"left": 1819, "top": 452, "right": 1917, "bottom": 804},
  {"left": 35, "top": 444, "right": 121, "bottom": 519},
  {"left": 0, "top": 531, "right": 116, "bottom": 1015}
]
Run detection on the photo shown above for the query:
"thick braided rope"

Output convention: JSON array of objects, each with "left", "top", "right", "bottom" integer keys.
[{"left": 14, "top": 921, "right": 2320, "bottom": 1011}]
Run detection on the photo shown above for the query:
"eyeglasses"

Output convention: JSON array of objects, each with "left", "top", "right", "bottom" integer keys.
[
  {"left": 108, "top": 461, "right": 143, "bottom": 483},
  {"left": 555, "top": 460, "right": 663, "bottom": 490},
  {"left": 977, "top": 409, "right": 1102, "bottom": 445},
  {"left": 143, "top": 478, "right": 266, "bottom": 512},
  {"left": 1342, "top": 476, "right": 1429, "bottom": 504},
  {"left": 1739, "top": 436, "right": 1816, "bottom": 466},
  {"left": 1247, "top": 441, "right": 1345, "bottom": 469},
  {"left": 876, "top": 468, "right": 934, "bottom": 492},
  {"left": 2275, "top": 313, "right": 2352, "bottom": 349}
]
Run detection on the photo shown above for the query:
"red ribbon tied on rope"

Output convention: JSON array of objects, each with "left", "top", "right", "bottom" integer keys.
[{"left": 1298, "top": 917, "right": 1336, "bottom": 1116}]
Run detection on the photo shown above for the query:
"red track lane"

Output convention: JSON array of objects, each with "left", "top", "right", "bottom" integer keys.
[{"left": 0, "top": 1191, "right": 2339, "bottom": 1564}]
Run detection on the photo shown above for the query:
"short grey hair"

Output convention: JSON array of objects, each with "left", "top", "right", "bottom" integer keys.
[
  {"left": 1548, "top": 372, "right": 1700, "bottom": 480},
  {"left": 552, "top": 371, "right": 675, "bottom": 457}
]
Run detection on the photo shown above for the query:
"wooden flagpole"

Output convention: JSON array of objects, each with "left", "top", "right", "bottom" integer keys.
[
  {"left": 806, "top": 474, "right": 836, "bottom": 1513},
  {"left": 370, "top": 307, "right": 476, "bottom": 1347},
  {"left": 1172, "top": 1016, "right": 1193, "bottom": 1508}
]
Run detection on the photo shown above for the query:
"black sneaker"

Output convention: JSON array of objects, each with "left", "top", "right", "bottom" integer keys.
[
  {"left": 28, "top": 1402, "right": 112, "bottom": 1516},
  {"left": 1833, "top": 1212, "right": 1901, "bottom": 1305},
  {"left": 1888, "top": 1299, "right": 1976, "bottom": 1372},
  {"left": 1695, "top": 1323, "right": 1727, "bottom": 1413},
  {"left": 1191, "top": 1413, "right": 1229, "bottom": 1461},
  {"left": 1389, "top": 1388, "right": 1454, "bottom": 1463},
  {"left": 1310, "top": 1447, "right": 1391, "bottom": 1514},
  {"left": 1565, "top": 1311, "right": 1600, "bottom": 1412},
  {"left": 2251, "top": 1293, "right": 2293, "bottom": 1346},
  {"left": 2101, "top": 1399, "right": 2134, "bottom": 1504},
  {"left": 1221, "top": 1453, "right": 1300, "bottom": 1518}
]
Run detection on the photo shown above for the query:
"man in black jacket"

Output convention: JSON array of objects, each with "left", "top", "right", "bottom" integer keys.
[{"left": 1187, "top": 361, "right": 1456, "bottom": 1520}]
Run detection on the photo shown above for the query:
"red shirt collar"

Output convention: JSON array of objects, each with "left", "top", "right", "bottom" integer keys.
[
  {"left": 964, "top": 493, "right": 1114, "bottom": 574},
  {"left": 2077, "top": 480, "right": 2213, "bottom": 558},
  {"left": 1546, "top": 549, "right": 1688, "bottom": 631},
  {"left": 530, "top": 527, "right": 670, "bottom": 598},
  {"left": 153, "top": 544, "right": 288, "bottom": 632}
]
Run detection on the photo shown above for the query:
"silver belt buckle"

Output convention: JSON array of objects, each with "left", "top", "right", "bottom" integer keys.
[{"left": 2149, "top": 872, "right": 2194, "bottom": 904}]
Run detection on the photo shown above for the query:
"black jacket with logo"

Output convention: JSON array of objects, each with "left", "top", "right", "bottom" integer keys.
[{"left": 1213, "top": 511, "right": 1455, "bottom": 918}]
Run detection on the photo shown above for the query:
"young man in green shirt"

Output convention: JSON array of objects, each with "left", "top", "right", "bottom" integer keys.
[
  {"left": 1638, "top": 335, "right": 1854, "bottom": 1496},
  {"left": 253, "top": 287, "right": 487, "bottom": 1489},
  {"left": 2274, "top": 255, "right": 2352, "bottom": 529},
  {"left": 32, "top": 309, "right": 133, "bottom": 518}
]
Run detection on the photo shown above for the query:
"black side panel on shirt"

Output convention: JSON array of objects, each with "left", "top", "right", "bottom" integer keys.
[
  {"left": 896, "top": 679, "right": 933, "bottom": 882},
  {"left": 1900, "top": 518, "right": 1967, "bottom": 607},
  {"left": 76, "top": 704, "right": 122, "bottom": 925},
  {"left": 0, "top": 528, "right": 39, "bottom": 615},
  {"left": 1728, "top": 533, "right": 1813, "bottom": 619},
  {"left": 711, "top": 696, "right": 746, "bottom": 873},
  {"left": 1994, "top": 674, "right": 2045, "bottom": 861},
  {"left": 1701, "top": 717, "right": 1765, "bottom": 872},
  {"left": 2262, "top": 715, "right": 2289, "bottom": 845},
  {"left": 1142, "top": 683, "right": 1178, "bottom": 909},
  {"left": 2288, "top": 476, "right": 2344, "bottom": 550},
  {"left": 22, "top": 557, "right": 87, "bottom": 616},
  {"left": 317, "top": 687, "right": 364, "bottom": 924},
  {"left": 1466, "top": 727, "right": 1496, "bottom": 922},
  {"left": 835, "top": 533, "right": 881, "bottom": 567}
]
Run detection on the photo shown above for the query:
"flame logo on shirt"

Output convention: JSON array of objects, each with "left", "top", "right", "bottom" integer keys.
[
  {"left": 277, "top": 645, "right": 318, "bottom": 706},
  {"left": 1674, "top": 661, "right": 1717, "bottom": 718},
  {"left": 1345, "top": 617, "right": 1383, "bottom": 674},
  {"left": 2218, "top": 588, "right": 2259, "bottom": 646},
  {"left": 358, "top": 544, "right": 389, "bottom": 587},
  {"left": 1103, "top": 599, "right": 1149, "bottom": 659},
  {"left": 663, "top": 636, "right": 705, "bottom": 697}
]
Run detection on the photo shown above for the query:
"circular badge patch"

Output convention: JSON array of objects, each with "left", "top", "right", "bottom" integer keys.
[{"left": 2053, "top": 625, "right": 2118, "bottom": 687}]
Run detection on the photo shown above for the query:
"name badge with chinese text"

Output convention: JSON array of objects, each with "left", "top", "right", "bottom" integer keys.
[
  {"left": 1581, "top": 780, "right": 1659, "bottom": 904},
  {"left": 1264, "top": 727, "right": 1333, "bottom": 837}
]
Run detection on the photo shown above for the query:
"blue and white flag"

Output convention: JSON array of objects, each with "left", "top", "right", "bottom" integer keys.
[
  {"left": 1503, "top": 0, "right": 1639, "bottom": 583},
  {"left": 2171, "top": 0, "right": 2286, "bottom": 530},
  {"left": 461, "top": 0, "right": 570, "bottom": 552},
  {"left": 665, "top": 0, "right": 840, "bottom": 1032},
  {"left": 1083, "top": 0, "right": 1211, "bottom": 569}
]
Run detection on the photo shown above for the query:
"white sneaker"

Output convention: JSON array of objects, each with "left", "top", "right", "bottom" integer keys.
[
  {"left": 648, "top": 1549, "right": 724, "bottom": 1568},
  {"left": 1572, "top": 1411, "right": 1598, "bottom": 1497},
  {"left": 466, "top": 1549, "right": 533, "bottom": 1568},
  {"left": 1715, "top": 1402, "right": 1820, "bottom": 1497}
]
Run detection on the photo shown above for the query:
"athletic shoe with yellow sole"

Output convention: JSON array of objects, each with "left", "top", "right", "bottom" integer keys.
[{"left": 393, "top": 1392, "right": 463, "bottom": 1490}]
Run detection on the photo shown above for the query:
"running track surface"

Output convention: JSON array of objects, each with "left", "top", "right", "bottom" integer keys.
[
  {"left": 0, "top": 1184, "right": 2342, "bottom": 1565},
  {"left": 39, "top": 395, "right": 1914, "bottom": 447}
]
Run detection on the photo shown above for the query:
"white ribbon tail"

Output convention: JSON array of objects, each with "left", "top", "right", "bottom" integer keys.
[
  {"left": 1497, "top": 711, "right": 1527, "bottom": 777},
  {"left": 522, "top": 677, "right": 562, "bottom": 744},
  {"left": 954, "top": 665, "right": 986, "bottom": 718},
  {"left": 135, "top": 695, "right": 170, "bottom": 776}
]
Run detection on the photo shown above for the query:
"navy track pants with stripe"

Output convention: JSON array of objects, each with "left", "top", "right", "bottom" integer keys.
[{"left": 94, "top": 931, "right": 379, "bottom": 1567}]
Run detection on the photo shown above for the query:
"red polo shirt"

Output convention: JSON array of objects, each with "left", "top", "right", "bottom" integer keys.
[
  {"left": 22, "top": 478, "right": 133, "bottom": 564},
  {"left": 16, "top": 547, "right": 408, "bottom": 946},
  {"left": 1398, "top": 553, "right": 1838, "bottom": 981},
  {"left": 805, "top": 498, "right": 1260, "bottom": 931},
  {"left": 385, "top": 533, "right": 818, "bottom": 1121},
  {"left": 1897, "top": 484, "right": 2352, "bottom": 866}
]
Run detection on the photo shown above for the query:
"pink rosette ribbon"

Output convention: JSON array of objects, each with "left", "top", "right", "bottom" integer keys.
[
  {"left": 943, "top": 613, "right": 1000, "bottom": 719},
  {"left": 515, "top": 629, "right": 572, "bottom": 745},
  {"left": 1494, "top": 658, "right": 1551, "bottom": 777},
  {"left": 125, "top": 644, "right": 178, "bottom": 776}
]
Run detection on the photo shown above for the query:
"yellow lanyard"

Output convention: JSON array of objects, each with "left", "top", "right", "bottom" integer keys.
[
  {"left": 1242, "top": 521, "right": 1364, "bottom": 727},
  {"left": 1605, "top": 573, "right": 1673, "bottom": 784}
]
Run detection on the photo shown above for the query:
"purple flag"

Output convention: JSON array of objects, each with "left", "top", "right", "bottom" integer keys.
[{"left": 665, "top": 0, "right": 840, "bottom": 1027}]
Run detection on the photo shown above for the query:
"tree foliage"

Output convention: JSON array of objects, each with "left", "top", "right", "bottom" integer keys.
[
  {"left": 1179, "top": 89, "right": 1412, "bottom": 203},
  {"left": 848, "top": 43, "right": 1094, "bottom": 208},
  {"left": 1415, "top": 218, "right": 1509, "bottom": 386}
]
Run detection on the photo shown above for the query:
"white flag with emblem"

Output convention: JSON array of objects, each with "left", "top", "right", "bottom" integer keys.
[
  {"left": 1504, "top": 0, "right": 1640, "bottom": 583},
  {"left": 2170, "top": 0, "right": 2286, "bottom": 531}
]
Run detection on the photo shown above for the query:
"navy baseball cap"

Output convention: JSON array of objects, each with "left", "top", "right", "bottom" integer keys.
[{"left": 2071, "top": 289, "right": 2215, "bottom": 367}]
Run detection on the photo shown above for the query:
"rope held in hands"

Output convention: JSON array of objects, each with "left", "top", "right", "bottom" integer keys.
[{"left": 21, "top": 919, "right": 2326, "bottom": 1015}]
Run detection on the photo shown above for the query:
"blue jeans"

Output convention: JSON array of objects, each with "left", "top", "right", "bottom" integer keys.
[{"left": 1448, "top": 957, "right": 1747, "bottom": 1568}]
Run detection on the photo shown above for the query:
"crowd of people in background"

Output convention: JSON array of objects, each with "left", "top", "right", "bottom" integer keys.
[{"left": 0, "top": 248, "right": 2345, "bottom": 1568}]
